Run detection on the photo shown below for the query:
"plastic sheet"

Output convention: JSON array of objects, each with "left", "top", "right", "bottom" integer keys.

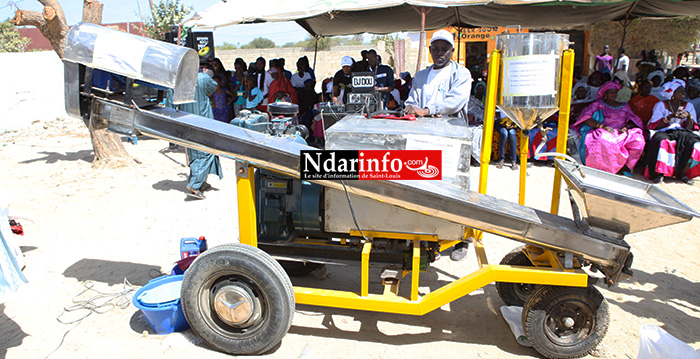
[
  {"left": 0, "top": 205, "right": 28, "bottom": 302},
  {"left": 637, "top": 324, "right": 700, "bottom": 359},
  {"left": 499, "top": 306, "right": 532, "bottom": 347}
]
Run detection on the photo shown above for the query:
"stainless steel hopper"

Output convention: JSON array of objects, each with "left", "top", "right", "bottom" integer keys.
[
  {"left": 496, "top": 32, "right": 569, "bottom": 130},
  {"left": 555, "top": 159, "right": 700, "bottom": 238}
]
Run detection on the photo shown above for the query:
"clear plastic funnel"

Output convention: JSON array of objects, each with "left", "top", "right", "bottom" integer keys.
[{"left": 496, "top": 33, "right": 569, "bottom": 130}]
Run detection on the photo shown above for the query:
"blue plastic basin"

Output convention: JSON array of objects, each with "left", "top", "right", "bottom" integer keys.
[{"left": 132, "top": 275, "right": 190, "bottom": 334}]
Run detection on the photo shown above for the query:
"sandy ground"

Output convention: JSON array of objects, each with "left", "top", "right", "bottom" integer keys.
[{"left": 1, "top": 116, "right": 699, "bottom": 359}]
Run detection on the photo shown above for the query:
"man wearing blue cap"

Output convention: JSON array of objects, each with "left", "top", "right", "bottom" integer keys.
[
  {"left": 405, "top": 29, "right": 473, "bottom": 261},
  {"left": 404, "top": 29, "right": 473, "bottom": 121}
]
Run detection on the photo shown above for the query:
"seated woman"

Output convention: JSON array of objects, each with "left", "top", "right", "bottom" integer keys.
[
  {"left": 645, "top": 79, "right": 700, "bottom": 184},
  {"left": 573, "top": 81, "right": 645, "bottom": 176},
  {"left": 268, "top": 67, "right": 298, "bottom": 104},
  {"left": 628, "top": 80, "right": 660, "bottom": 129}
]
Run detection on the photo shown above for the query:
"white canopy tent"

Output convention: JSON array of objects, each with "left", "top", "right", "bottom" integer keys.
[
  {"left": 185, "top": 0, "right": 700, "bottom": 34},
  {"left": 184, "top": 0, "right": 700, "bottom": 70}
]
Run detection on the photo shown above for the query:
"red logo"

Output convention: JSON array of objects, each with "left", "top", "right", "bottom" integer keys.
[
  {"left": 357, "top": 150, "right": 442, "bottom": 180},
  {"left": 300, "top": 150, "right": 442, "bottom": 180}
]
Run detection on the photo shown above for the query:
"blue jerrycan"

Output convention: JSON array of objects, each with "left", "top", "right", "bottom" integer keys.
[{"left": 180, "top": 236, "right": 208, "bottom": 259}]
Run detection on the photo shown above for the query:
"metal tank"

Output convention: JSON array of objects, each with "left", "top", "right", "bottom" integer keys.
[{"left": 496, "top": 32, "right": 569, "bottom": 130}]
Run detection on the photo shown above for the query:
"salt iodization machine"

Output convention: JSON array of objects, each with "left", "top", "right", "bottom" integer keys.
[{"left": 62, "top": 23, "right": 698, "bottom": 358}]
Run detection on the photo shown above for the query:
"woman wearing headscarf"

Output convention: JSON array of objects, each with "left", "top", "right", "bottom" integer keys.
[
  {"left": 573, "top": 81, "right": 645, "bottom": 176},
  {"left": 645, "top": 79, "right": 700, "bottom": 184},
  {"left": 267, "top": 67, "right": 298, "bottom": 104},
  {"left": 571, "top": 82, "right": 595, "bottom": 122},
  {"left": 629, "top": 80, "right": 660, "bottom": 129},
  {"left": 685, "top": 78, "right": 700, "bottom": 116},
  {"left": 648, "top": 70, "right": 666, "bottom": 101},
  {"left": 613, "top": 70, "right": 633, "bottom": 103}
]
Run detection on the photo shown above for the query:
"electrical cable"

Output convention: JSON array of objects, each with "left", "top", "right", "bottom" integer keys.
[
  {"left": 45, "top": 279, "right": 137, "bottom": 358},
  {"left": 340, "top": 180, "right": 371, "bottom": 242}
]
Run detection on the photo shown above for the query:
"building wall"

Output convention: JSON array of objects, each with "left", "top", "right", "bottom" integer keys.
[
  {"left": 216, "top": 39, "right": 426, "bottom": 90},
  {"left": 0, "top": 51, "right": 67, "bottom": 131}
]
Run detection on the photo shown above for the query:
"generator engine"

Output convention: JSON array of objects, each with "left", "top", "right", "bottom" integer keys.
[{"left": 230, "top": 103, "right": 308, "bottom": 144}]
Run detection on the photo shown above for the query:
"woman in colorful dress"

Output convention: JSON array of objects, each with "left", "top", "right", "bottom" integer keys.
[
  {"left": 573, "top": 81, "right": 645, "bottom": 176},
  {"left": 645, "top": 79, "right": 700, "bottom": 184}
]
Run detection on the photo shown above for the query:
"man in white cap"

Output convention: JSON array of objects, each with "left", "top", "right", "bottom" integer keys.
[
  {"left": 405, "top": 30, "right": 473, "bottom": 261},
  {"left": 332, "top": 55, "right": 355, "bottom": 104},
  {"left": 404, "top": 29, "right": 472, "bottom": 121}
]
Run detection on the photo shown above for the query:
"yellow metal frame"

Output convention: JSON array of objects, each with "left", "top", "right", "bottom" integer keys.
[
  {"left": 551, "top": 49, "right": 575, "bottom": 215},
  {"left": 230, "top": 49, "right": 582, "bottom": 316},
  {"left": 235, "top": 160, "right": 586, "bottom": 316}
]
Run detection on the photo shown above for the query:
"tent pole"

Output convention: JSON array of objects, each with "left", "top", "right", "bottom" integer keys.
[
  {"left": 416, "top": 7, "right": 426, "bottom": 73},
  {"left": 618, "top": 1, "right": 639, "bottom": 54},
  {"left": 313, "top": 36, "right": 319, "bottom": 71},
  {"left": 457, "top": 27, "right": 462, "bottom": 66}
]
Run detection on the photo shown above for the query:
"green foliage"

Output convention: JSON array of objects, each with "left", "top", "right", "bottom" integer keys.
[
  {"left": 0, "top": 18, "right": 30, "bottom": 52},
  {"left": 371, "top": 34, "right": 399, "bottom": 66},
  {"left": 240, "top": 37, "right": 276, "bottom": 49},
  {"left": 336, "top": 34, "right": 364, "bottom": 46},
  {"left": 143, "top": 0, "right": 193, "bottom": 40},
  {"left": 252, "top": 34, "right": 366, "bottom": 51},
  {"left": 216, "top": 42, "right": 238, "bottom": 51},
  {"left": 590, "top": 17, "right": 700, "bottom": 60}
]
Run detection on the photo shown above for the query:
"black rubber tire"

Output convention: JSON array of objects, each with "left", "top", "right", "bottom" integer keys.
[
  {"left": 523, "top": 285, "right": 609, "bottom": 359},
  {"left": 278, "top": 260, "right": 323, "bottom": 277},
  {"left": 181, "top": 243, "right": 294, "bottom": 355},
  {"left": 495, "top": 246, "right": 537, "bottom": 306}
]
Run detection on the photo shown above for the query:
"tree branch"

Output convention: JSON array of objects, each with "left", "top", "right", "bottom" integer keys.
[
  {"left": 11, "top": 10, "right": 46, "bottom": 29},
  {"left": 13, "top": 0, "right": 68, "bottom": 58}
]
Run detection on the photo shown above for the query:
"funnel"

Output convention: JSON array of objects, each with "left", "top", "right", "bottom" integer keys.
[{"left": 496, "top": 33, "right": 569, "bottom": 130}]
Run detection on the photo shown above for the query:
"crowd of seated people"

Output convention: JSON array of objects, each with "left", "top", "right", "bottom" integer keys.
[
  {"left": 199, "top": 47, "right": 700, "bottom": 186},
  {"left": 568, "top": 54, "right": 700, "bottom": 185}
]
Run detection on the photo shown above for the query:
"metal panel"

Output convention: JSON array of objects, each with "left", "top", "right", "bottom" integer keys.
[
  {"left": 556, "top": 159, "right": 699, "bottom": 236},
  {"left": 63, "top": 22, "right": 199, "bottom": 104},
  {"left": 324, "top": 188, "right": 467, "bottom": 240},
  {"left": 87, "top": 98, "right": 633, "bottom": 271}
]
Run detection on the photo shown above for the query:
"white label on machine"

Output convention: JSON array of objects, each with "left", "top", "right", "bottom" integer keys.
[
  {"left": 502, "top": 54, "right": 558, "bottom": 97},
  {"left": 405, "top": 136, "right": 461, "bottom": 178},
  {"left": 352, "top": 76, "right": 374, "bottom": 88},
  {"left": 93, "top": 33, "right": 149, "bottom": 79}
]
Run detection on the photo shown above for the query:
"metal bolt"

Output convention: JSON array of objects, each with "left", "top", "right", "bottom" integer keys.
[{"left": 563, "top": 317, "right": 575, "bottom": 328}]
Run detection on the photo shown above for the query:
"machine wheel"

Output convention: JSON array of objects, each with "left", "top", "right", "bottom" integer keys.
[
  {"left": 278, "top": 260, "right": 323, "bottom": 277},
  {"left": 496, "top": 246, "right": 537, "bottom": 306},
  {"left": 523, "top": 285, "right": 609, "bottom": 359},
  {"left": 181, "top": 243, "right": 294, "bottom": 355}
]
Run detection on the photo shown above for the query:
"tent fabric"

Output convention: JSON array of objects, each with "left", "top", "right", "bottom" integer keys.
[{"left": 185, "top": 0, "right": 700, "bottom": 35}]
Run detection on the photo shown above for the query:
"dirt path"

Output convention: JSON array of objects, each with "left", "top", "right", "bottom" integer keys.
[{"left": 1, "top": 116, "right": 699, "bottom": 359}]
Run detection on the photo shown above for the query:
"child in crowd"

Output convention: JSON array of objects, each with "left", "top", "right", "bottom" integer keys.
[
  {"left": 245, "top": 75, "right": 263, "bottom": 110},
  {"left": 211, "top": 74, "right": 232, "bottom": 123}
]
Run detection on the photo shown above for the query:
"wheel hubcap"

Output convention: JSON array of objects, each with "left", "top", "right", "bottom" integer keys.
[
  {"left": 213, "top": 284, "right": 258, "bottom": 326},
  {"left": 545, "top": 300, "right": 595, "bottom": 346}
]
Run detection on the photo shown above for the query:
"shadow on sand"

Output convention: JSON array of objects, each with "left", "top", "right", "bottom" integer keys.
[
  {"left": 0, "top": 303, "right": 28, "bottom": 357},
  {"left": 20, "top": 149, "right": 94, "bottom": 164},
  {"left": 606, "top": 268, "right": 700, "bottom": 343},
  {"left": 62, "top": 258, "right": 163, "bottom": 286}
]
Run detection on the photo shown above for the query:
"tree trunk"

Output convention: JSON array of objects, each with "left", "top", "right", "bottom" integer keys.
[
  {"left": 82, "top": 0, "right": 103, "bottom": 24},
  {"left": 13, "top": 0, "right": 134, "bottom": 169},
  {"left": 81, "top": 0, "right": 134, "bottom": 168}
]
